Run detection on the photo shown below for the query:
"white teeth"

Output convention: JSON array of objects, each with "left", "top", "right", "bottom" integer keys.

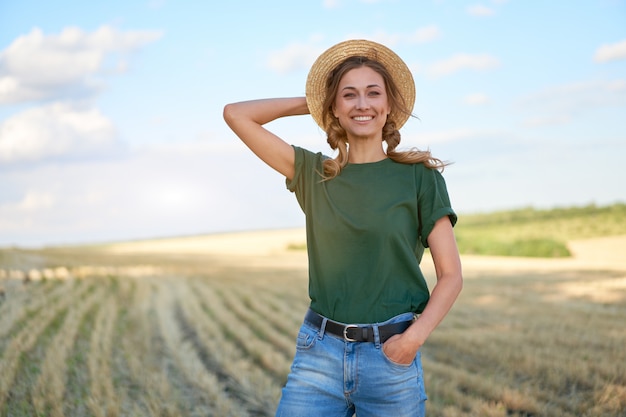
[{"left": 353, "top": 116, "right": 373, "bottom": 121}]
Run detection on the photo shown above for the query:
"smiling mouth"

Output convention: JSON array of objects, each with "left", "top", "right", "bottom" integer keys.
[{"left": 352, "top": 116, "right": 374, "bottom": 121}]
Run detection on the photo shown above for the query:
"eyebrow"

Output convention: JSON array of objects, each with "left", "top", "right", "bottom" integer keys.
[{"left": 341, "top": 84, "right": 383, "bottom": 91}]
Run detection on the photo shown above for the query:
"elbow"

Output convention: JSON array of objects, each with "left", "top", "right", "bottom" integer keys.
[
  {"left": 442, "top": 270, "right": 463, "bottom": 297},
  {"left": 436, "top": 258, "right": 463, "bottom": 294},
  {"left": 223, "top": 103, "right": 236, "bottom": 126},
  {"left": 454, "top": 269, "right": 464, "bottom": 297}
]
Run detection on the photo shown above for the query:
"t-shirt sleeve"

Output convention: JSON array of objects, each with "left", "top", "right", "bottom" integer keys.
[
  {"left": 285, "top": 146, "right": 325, "bottom": 213},
  {"left": 286, "top": 145, "right": 304, "bottom": 193},
  {"left": 417, "top": 166, "right": 457, "bottom": 248}
]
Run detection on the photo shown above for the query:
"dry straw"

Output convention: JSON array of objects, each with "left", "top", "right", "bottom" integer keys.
[{"left": 306, "top": 39, "right": 416, "bottom": 130}]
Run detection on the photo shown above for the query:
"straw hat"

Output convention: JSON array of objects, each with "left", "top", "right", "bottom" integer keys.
[{"left": 306, "top": 39, "right": 415, "bottom": 130}]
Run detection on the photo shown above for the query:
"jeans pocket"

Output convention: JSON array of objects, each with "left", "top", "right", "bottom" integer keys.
[
  {"left": 380, "top": 344, "right": 414, "bottom": 369},
  {"left": 295, "top": 324, "right": 318, "bottom": 351}
]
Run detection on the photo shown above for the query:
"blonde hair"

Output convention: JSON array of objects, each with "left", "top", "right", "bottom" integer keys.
[{"left": 320, "top": 56, "right": 446, "bottom": 180}]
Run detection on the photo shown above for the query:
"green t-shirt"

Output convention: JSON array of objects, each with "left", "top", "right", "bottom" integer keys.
[{"left": 286, "top": 146, "right": 457, "bottom": 324}]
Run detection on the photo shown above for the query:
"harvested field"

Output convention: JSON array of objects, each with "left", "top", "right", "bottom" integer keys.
[{"left": 1, "top": 229, "right": 625, "bottom": 416}]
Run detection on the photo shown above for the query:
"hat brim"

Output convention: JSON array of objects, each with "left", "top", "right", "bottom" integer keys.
[{"left": 306, "top": 39, "right": 415, "bottom": 130}]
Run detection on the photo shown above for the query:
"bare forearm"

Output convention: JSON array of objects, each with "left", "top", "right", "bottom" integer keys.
[
  {"left": 409, "top": 216, "right": 463, "bottom": 345},
  {"left": 223, "top": 97, "right": 308, "bottom": 179},
  {"left": 407, "top": 273, "right": 462, "bottom": 345},
  {"left": 223, "top": 97, "right": 309, "bottom": 126}
]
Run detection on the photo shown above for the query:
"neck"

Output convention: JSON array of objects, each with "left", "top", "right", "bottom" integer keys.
[{"left": 347, "top": 141, "right": 387, "bottom": 164}]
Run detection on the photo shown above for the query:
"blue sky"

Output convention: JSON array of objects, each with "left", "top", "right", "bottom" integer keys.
[{"left": 1, "top": 0, "right": 625, "bottom": 247}]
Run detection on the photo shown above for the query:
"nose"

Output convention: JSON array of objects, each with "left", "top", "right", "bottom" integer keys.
[{"left": 356, "top": 94, "right": 369, "bottom": 110}]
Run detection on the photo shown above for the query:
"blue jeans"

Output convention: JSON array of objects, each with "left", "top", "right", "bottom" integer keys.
[{"left": 276, "top": 311, "right": 427, "bottom": 417}]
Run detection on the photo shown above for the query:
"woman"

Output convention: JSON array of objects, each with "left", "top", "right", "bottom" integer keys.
[{"left": 223, "top": 39, "right": 462, "bottom": 417}]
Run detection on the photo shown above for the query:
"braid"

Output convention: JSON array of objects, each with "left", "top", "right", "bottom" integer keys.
[
  {"left": 385, "top": 121, "right": 447, "bottom": 170},
  {"left": 383, "top": 120, "right": 401, "bottom": 153},
  {"left": 322, "top": 120, "right": 349, "bottom": 180}
]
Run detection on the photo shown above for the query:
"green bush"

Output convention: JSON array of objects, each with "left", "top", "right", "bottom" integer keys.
[
  {"left": 456, "top": 237, "right": 569, "bottom": 258},
  {"left": 455, "top": 202, "right": 624, "bottom": 258}
]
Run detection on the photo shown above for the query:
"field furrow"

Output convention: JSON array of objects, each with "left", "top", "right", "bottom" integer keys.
[
  {"left": 0, "top": 279, "right": 61, "bottom": 339},
  {"left": 0, "top": 280, "right": 93, "bottom": 412},
  {"left": 113, "top": 277, "right": 184, "bottom": 417},
  {"left": 31, "top": 284, "right": 108, "bottom": 417},
  {"left": 86, "top": 291, "right": 120, "bottom": 417},
  {"left": 227, "top": 281, "right": 305, "bottom": 342},
  {"left": 63, "top": 302, "right": 98, "bottom": 417},
  {"left": 215, "top": 282, "right": 296, "bottom": 360},
  {"left": 194, "top": 281, "right": 291, "bottom": 385},
  {"left": 155, "top": 277, "right": 252, "bottom": 417},
  {"left": 184, "top": 279, "right": 281, "bottom": 413},
  {"left": 0, "top": 279, "right": 78, "bottom": 341},
  {"left": 238, "top": 271, "right": 309, "bottom": 314}
]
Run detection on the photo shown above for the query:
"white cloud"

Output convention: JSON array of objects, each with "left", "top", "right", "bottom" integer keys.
[
  {"left": 266, "top": 41, "right": 324, "bottom": 73},
  {"left": 0, "top": 102, "right": 121, "bottom": 164},
  {"left": 414, "top": 127, "right": 488, "bottom": 144},
  {"left": 594, "top": 39, "right": 626, "bottom": 63},
  {"left": 0, "top": 190, "right": 58, "bottom": 234},
  {"left": 463, "top": 93, "right": 490, "bottom": 105},
  {"left": 519, "top": 79, "right": 626, "bottom": 126},
  {"left": 523, "top": 115, "right": 572, "bottom": 128},
  {"left": 0, "top": 139, "right": 303, "bottom": 246},
  {"left": 0, "top": 25, "right": 162, "bottom": 104},
  {"left": 467, "top": 4, "right": 496, "bottom": 16},
  {"left": 428, "top": 53, "right": 500, "bottom": 77},
  {"left": 322, "top": 0, "right": 383, "bottom": 7},
  {"left": 361, "top": 31, "right": 402, "bottom": 47},
  {"left": 148, "top": 0, "right": 166, "bottom": 9},
  {"left": 12, "top": 191, "right": 57, "bottom": 211},
  {"left": 349, "top": 27, "right": 441, "bottom": 47},
  {"left": 408, "top": 25, "right": 441, "bottom": 43},
  {"left": 267, "top": 25, "right": 442, "bottom": 74}
]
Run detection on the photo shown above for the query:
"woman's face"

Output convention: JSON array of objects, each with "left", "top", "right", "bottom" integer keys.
[{"left": 333, "top": 66, "right": 391, "bottom": 141}]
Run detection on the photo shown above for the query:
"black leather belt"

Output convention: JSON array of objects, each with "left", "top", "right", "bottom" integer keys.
[{"left": 304, "top": 309, "right": 414, "bottom": 343}]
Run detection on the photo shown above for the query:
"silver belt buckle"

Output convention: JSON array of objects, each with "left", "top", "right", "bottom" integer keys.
[{"left": 343, "top": 324, "right": 359, "bottom": 342}]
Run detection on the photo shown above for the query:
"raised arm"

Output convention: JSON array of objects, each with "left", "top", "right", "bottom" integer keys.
[{"left": 223, "top": 97, "right": 309, "bottom": 180}]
